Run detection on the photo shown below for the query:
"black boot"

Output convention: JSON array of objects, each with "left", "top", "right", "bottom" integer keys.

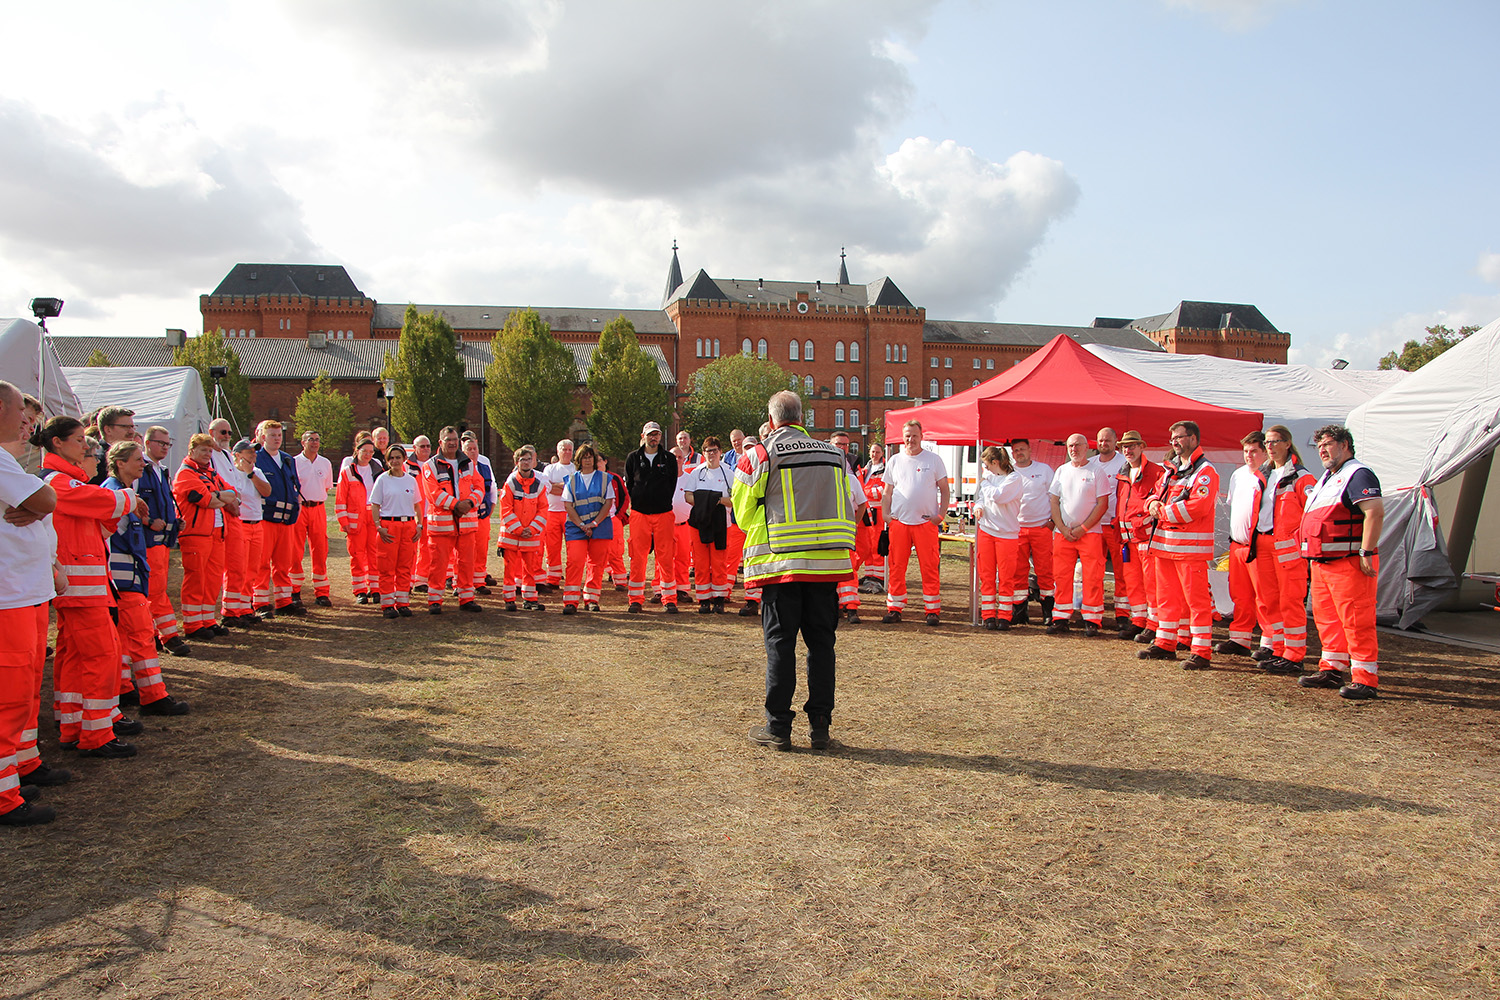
[
  {"left": 1013, "top": 601, "right": 1029, "bottom": 625},
  {"left": 1039, "top": 596, "right": 1055, "bottom": 622}
]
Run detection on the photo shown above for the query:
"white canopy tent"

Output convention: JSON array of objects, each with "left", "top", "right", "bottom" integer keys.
[
  {"left": 62, "top": 365, "right": 214, "bottom": 473},
  {"left": 0, "top": 317, "right": 82, "bottom": 419},
  {"left": 1346, "top": 316, "right": 1500, "bottom": 626}
]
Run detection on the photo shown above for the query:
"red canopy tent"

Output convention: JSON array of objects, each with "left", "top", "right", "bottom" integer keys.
[{"left": 883, "top": 334, "right": 1263, "bottom": 448}]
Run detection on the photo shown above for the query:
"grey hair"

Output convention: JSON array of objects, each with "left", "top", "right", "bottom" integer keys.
[{"left": 767, "top": 390, "right": 802, "bottom": 426}]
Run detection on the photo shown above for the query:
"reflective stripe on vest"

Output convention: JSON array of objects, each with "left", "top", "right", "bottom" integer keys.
[
  {"left": 1300, "top": 459, "right": 1369, "bottom": 559},
  {"left": 761, "top": 433, "right": 857, "bottom": 555}
]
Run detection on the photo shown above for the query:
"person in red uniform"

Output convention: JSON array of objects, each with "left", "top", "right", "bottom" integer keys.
[
  {"left": 561, "top": 444, "right": 615, "bottom": 614},
  {"left": 855, "top": 442, "right": 887, "bottom": 593},
  {"left": 880, "top": 420, "right": 949, "bottom": 625},
  {"left": 1139, "top": 421, "right": 1219, "bottom": 669},
  {"left": 1112, "top": 430, "right": 1162, "bottom": 641},
  {"left": 408, "top": 435, "right": 434, "bottom": 593},
  {"left": 368, "top": 444, "right": 421, "bottom": 618},
  {"left": 37, "top": 416, "right": 145, "bottom": 758},
  {"left": 599, "top": 457, "right": 630, "bottom": 591},
  {"left": 624, "top": 422, "right": 680, "bottom": 614},
  {"left": 137, "top": 425, "right": 187, "bottom": 653},
  {"left": 1047, "top": 432, "right": 1112, "bottom": 636},
  {"left": 1297, "top": 424, "right": 1385, "bottom": 700},
  {"left": 336, "top": 438, "right": 383, "bottom": 604},
  {"left": 419, "top": 426, "right": 485, "bottom": 613},
  {"left": 1259, "top": 425, "right": 1318, "bottom": 674},
  {"left": 539, "top": 438, "right": 576, "bottom": 591},
  {"left": 174, "top": 433, "right": 237, "bottom": 639},
  {"left": 498, "top": 444, "right": 549, "bottom": 610}
]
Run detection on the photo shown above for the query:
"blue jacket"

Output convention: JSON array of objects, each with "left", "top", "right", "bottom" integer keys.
[
  {"left": 255, "top": 448, "right": 302, "bottom": 525},
  {"left": 136, "top": 460, "right": 179, "bottom": 547},
  {"left": 102, "top": 475, "right": 151, "bottom": 595},
  {"left": 475, "top": 458, "right": 496, "bottom": 520}
]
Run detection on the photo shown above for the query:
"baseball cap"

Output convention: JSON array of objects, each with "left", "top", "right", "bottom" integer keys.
[{"left": 642, "top": 421, "right": 663, "bottom": 435}]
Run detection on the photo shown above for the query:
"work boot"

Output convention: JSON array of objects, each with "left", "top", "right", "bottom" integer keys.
[
  {"left": 1339, "top": 683, "right": 1379, "bottom": 700},
  {"left": 1298, "top": 669, "right": 1345, "bottom": 689},
  {"left": 1133, "top": 628, "right": 1155, "bottom": 644},
  {"left": 24, "top": 764, "right": 71, "bottom": 786},
  {"left": 523, "top": 599, "right": 545, "bottom": 611},
  {"left": 397, "top": 606, "right": 412, "bottom": 617},
  {"left": 140, "top": 696, "right": 190, "bottom": 716},
  {"left": 0, "top": 802, "right": 56, "bottom": 826},
  {"left": 507, "top": 601, "right": 520, "bottom": 611},
  {"left": 475, "top": 586, "right": 492, "bottom": 596},
  {"left": 1045, "top": 619, "right": 1070, "bottom": 634},
  {"left": 1251, "top": 645, "right": 1274, "bottom": 662},
  {"left": 315, "top": 595, "right": 333, "bottom": 607},
  {"left": 738, "top": 600, "right": 760, "bottom": 617},
  {"left": 459, "top": 601, "right": 482, "bottom": 613},
  {"left": 1138, "top": 644, "right": 1176, "bottom": 661},
  {"left": 1182, "top": 654, "right": 1212, "bottom": 670},
  {"left": 713, "top": 597, "right": 726, "bottom": 614},
  {"left": 925, "top": 613, "right": 940, "bottom": 626},
  {"left": 1214, "top": 640, "right": 1254, "bottom": 657},
  {"left": 1039, "top": 596, "right": 1055, "bottom": 622},
  {"left": 412, "top": 584, "right": 428, "bottom": 594},
  {"left": 563, "top": 604, "right": 578, "bottom": 615},
  {"left": 629, "top": 602, "right": 643, "bottom": 614},
  {"left": 1261, "top": 656, "right": 1301, "bottom": 675},
  {"left": 119, "top": 688, "right": 140, "bottom": 707},
  {"left": 808, "top": 728, "right": 832, "bottom": 751},
  {"left": 664, "top": 603, "right": 679, "bottom": 615},
  {"left": 984, "top": 617, "right": 999, "bottom": 632},
  {"left": 881, "top": 610, "right": 902, "bottom": 624},
  {"left": 429, "top": 604, "right": 443, "bottom": 615},
  {"left": 845, "top": 608, "right": 860, "bottom": 624},
  {"left": 1117, "top": 622, "right": 1140, "bottom": 640},
  {"left": 79, "top": 738, "right": 137, "bottom": 759},
  {"left": 699, "top": 600, "right": 713, "bottom": 615},
  {"left": 383, "top": 606, "right": 399, "bottom": 619},
  {"left": 1012, "top": 601, "right": 1029, "bottom": 625},
  {"left": 163, "top": 635, "right": 192, "bottom": 656},
  {"left": 748, "top": 725, "right": 792, "bottom": 751},
  {"left": 113, "top": 717, "right": 144, "bottom": 737}
]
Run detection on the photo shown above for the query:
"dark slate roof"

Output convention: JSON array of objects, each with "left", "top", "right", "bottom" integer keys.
[
  {"left": 675, "top": 269, "right": 731, "bottom": 303},
  {"left": 369, "top": 304, "right": 678, "bottom": 336},
  {"left": 1090, "top": 317, "right": 1133, "bottom": 329},
  {"left": 51, "top": 337, "right": 177, "bottom": 368},
  {"left": 662, "top": 245, "right": 684, "bottom": 306},
  {"left": 210, "top": 264, "right": 366, "bottom": 299},
  {"left": 838, "top": 251, "right": 850, "bottom": 285},
  {"left": 867, "top": 277, "right": 914, "bottom": 309},
  {"left": 670, "top": 273, "right": 903, "bottom": 310},
  {"left": 1128, "top": 301, "right": 1280, "bottom": 335},
  {"left": 922, "top": 321, "right": 1163, "bottom": 352}
]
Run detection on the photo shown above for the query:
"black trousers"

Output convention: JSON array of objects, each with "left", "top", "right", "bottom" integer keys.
[{"left": 761, "top": 581, "right": 838, "bottom": 733}]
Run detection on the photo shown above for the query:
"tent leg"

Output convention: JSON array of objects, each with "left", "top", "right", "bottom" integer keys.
[{"left": 1446, "top": 447, "right": 1494, "bottom": 576}]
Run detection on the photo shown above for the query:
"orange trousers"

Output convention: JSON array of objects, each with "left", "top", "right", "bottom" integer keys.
[
  {"left": 115, "top": 592, "right": 167, "bottom": 705},
  {"left": 146, "top": 544, "right": 179, "bottom": 639},
  {"left": 346, "top": 514, "right": 380, "bottom": 597},
  {"left": 669, "top": 522, "right": 695, "bottom": 597},
  {"left": 257, "top": 521, "right": 298, "bottom": 608},
  {"left": 470, "top": 516, "right": 493, "bottom": 587},
  {"left": 500, "top": 545, "right": 543, "bottom": 602},
  {"left": 1118, "top": 538, "right": 1150, "bottom": 628},
  {"left": 291, "top": 503, "right": 330, "bottom": 597},
  {"left": 565, "top": 537, "right": 611, "bottom": 606},
  {"left": 691, "top": 536, "right": 730, "bottom": 602},
  {"left": 1228, "top": 537, "right": 1282, "bottom": 650},
  {"left": 1052, "top": 531, "right": 1105, "bottom": 625},
  {"left": 855, "top": 517, "right": 885, "bottom": 586},
  {"left": 1310, "top": 555, "right": 1379, "bottom": 686},
  {"left": 1012, "top": 524, "right": 1055, "bottom": 607},
  {"left": 0, "top": 603, "right": 48, "bottom": 813},
  {"left": 1272, "top": 553, "right": 1310, "bottom": 663},
  {"left": 629, "top": 512, "right": 677, "bottom": 605},
  {"left": 179, "top": 532, "right": 225, "bottom": 635},
  {"left": 221, "top": 515, "right": 248, "bottom": 617},
  {"left": 428, "top": 531, "right": 476, "bottom": 606},
  {"left": 414, "top": 524, "right": 434, "bottom": 589},
  {"left": 887, "top": 519, "right": 941, "bottom": 616},
  {"left": 543, "top": 509, "right": 567, "bottom": 586},
  {"left": 231, "top": 520, "right": 266, "bottom": 612},
  {"left": 977, "top": 532, "right": 1019, "bottom": 621},
  {"left": 53, "top": 604, "right": 121, "bottom": 751},
  {"left": 1100, "top": 522, "right": 1127, "bottom": 619},
  {"left": 377, "top": 520, "right": 419, "bottom": 608},
  {"left": 1154, "top": 558, "right": 1213, "bottom": 658}
]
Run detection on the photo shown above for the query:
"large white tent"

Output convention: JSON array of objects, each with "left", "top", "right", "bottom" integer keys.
[
  {"left": 1346, "top": 316, "right": 1500, "bottom": 626},
  {"left": 1084, "top": 344, "right": 1406, "bottom": 446},
  {"left": 63, "top": 366, "right": 214, "bottom": 472},
  {"left": 0, "top": 317, "right": 82, "bottom": 419}
]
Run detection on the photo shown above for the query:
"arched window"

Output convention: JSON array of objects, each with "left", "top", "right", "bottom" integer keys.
[
  {"left": 803, "top": 375, "right": 814, "bottom": 394},
  {"left": 884, "top": 376, "right": 894, "bottom": 396},
  {"left": 696, "top": 339, "right": 703, "bottom": 358},
  {"left": 248, "top": 329, "right": 256, "bottom": 338},
  {"left": 898, "top": 376, "right": 908, "bottom": 396},
  {"left": 757, "top": 339, "right": 768, "bottom": 359},
  {"left": 929, "top": 378, "right": 939, "bottom": 399},
  {"left": 789, "top": 340, "right": 799, "bottom": 361},
  {"left": 885, "top": 343, "right": 892, "bottom": 362},
  {"left": 986, "top": 359, "right": 994, "bottom": 369},
  {"left": 713, "top": 339, "right": 721, "bottom": 357},
  {"left": 850, "top": 342, "right": 859, "bottom": 362},
  {"left": 973, "top": 358, "right": 981, "bottom": 369},
  {"left": 834, "top": 409, "right": 845, "bottom": 429},
  {"left": 789, "top": 374, "right": 799, "bottom": 390},
  {"left": 943, "top": 379, "right": 953, "bottom": 397},
  {"left": 835, "top": 341, "right": 845, "bottom": 362},
  {"left": 901, "top": 345, "right": 908, "bottom": 362},
  {"left": 849, "top": 376, "right": 859, "bottom": 397},
  {"left": 741, "top": 338, "right": 752, "bottom": 356},
  {"left": 835, "top": 376, "right": 845, "bottom": 396},
  {"left": 972, "top": 380, "right": 980, "bottom": 388},
  {"left": 804, "top": 340, "right": 814, "bottom": 361},
  {"left": 850, "top": 409, "right": 860, "bottom": 428}
]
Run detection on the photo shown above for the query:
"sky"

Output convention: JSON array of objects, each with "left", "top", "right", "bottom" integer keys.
[{"left": 0, "top": 0, "right": 1495, "bottom": 370}]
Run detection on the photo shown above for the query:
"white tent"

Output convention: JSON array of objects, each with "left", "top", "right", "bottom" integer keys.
[
  {"left": 0, "top": 317, "right": 82, "bottom": 419},
  {"left": 1345, "top": 315, "right": 1500, "bottom": 626},
  {"left": 62, "top": 366, "right": 214, "bottom": 472},
  {"left": 1085, "top": 345, "right": 1406, "bottom": 447}
]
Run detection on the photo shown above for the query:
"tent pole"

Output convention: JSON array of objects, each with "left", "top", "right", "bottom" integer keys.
[{"left": 1446, "top": 447, "right": 1494, "bottom": 576}]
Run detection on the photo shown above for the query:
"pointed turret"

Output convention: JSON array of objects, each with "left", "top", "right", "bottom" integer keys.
[
  {"left": 662, "top": 240, "right": 684, "bottom": 307},
  {"left": 838, "top": 247, "right": 850, "bottom": 285}
]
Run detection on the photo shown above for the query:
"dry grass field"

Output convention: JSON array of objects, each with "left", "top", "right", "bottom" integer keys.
[{"left": 4, "top": 539, "right": 1500, "bottom": 999}]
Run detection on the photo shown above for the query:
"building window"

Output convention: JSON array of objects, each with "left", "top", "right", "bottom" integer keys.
[
  {"left": 849, "top": 376, "right": 859, "bottom": 397},
  {"left": 973, "top": 358, "right": 981, "bottom": 369},
  {"left": 945, "top": 357, "right": 953, "bottom": 368},
  {"left": 804, "top": 340, "right": 814, "bottom": 361},
  {"left": 835, "top": 376, "right": 845, "bottom": 396},
  {"left": 884, "top": 376, "right": 894, "bottom": 396},
  {"left": 248, "top": 329, "right": 255, "bottom": 338},
  {"left": 804, "top": 375, "right": 814, "bottom": 394},
  {"left": 929, "top": 378, "right": 939, "bottom": 398},
  {"left": 742, "top": 338, "right": 752, "bottom": 355},
  {"left": 901, "top": 345, "right": 908, "bottom": 363},
  {"left": 696, "top": 339, "right": 703, "bottom": 358},
  {"left": 835, "top": 409, "right": 845, "bottom": 429},
  {"left": 899, "top": 376, "right": 908, "bottom": 396},
  {"left": 850, "top": 409, "right": 860, "bottom": 428},
  {"left": 986, "top": 359, "right": 994, "bottom": 369},
  {"left": 757, "top": 339, "right": 768, "bottom": 359},
  {"left": 930, "top": 356, "right": 939, "bottom": 368},
  {"left": 835, "top": 341, "right": 845, "bottom": 362},
  {"left": 789, "top": 374, "right": 799, "bottom": 390},
  {"left": 714, "top": 338, "right": 720, "bottom": 357},
  {"left": 789, "top": 340, "right": 799, "bottom": 361},
  {"left": 885, "top": 343, "right": 892, "bottom": 362},
  {"left": 972, "top": 380, "right": 980, "bottom": 388},
  {"left": 807, "top": 409, "right": 815, "bottom": 427},
  {"left": 943, "top": 379, "right": 953, "bottom": 397},
  {"left": 850, "top": 342, "right": 859, "bottom": 362}
]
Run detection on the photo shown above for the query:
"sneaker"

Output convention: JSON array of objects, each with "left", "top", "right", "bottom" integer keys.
[
  {"left": 79, "top": 738, "right": 137, "bottom": 759},
  {"left": 738, "top": 601, "right": 760, "bottom": 617},
  {"left": 809, "top": 729, "right": 831, "bottom": 751},
  {"left": 845, "top": 608, "right": 860, "bottom": 624},
  {"left": 1182, "top": 654, "right": 1212, "bottom": 670},
  {"left": 140, "top": 696, "right": 190, "bottom": 716},
  {"left": 1298, "top": 669, "right": 1345, "bottom": 689},
  {"left": 1339, "top": 682, "right": 1379, "bottom": 700},
  {"left": 0, "top": 801, "right": 56, "bottom": 826},
  {"left": 664, "top": 603, "right": 679, "bottom": 615},
  {"left": 1083, "top": 623, "right": 1100, "bottom": 637},
  {"left": 460, "top": 601, "right": 482, "bottom": 613},
  {"left": 1261, "top": 656, "right": 1302, "bottom": 675},
  {"left": 1251, "top": 645, "right": 1274, "bottom": 662},
  {"left": 315, "top": 595, "right": 333, "bottom": 607},
  {"left": 1213, "top": 640, "right": 1254, "bottom": 657},
  {"left": 119, "top": 688, "right": 140, "bottom": 707},
  {"left": 925, "top": 613, "right": 940, "bottom": 626},
  {"left": 563, "top": 604, "right": 578, "bottom": 616},
  {"left": 383, "top": 606, "right": 399, "bottom": 619},
  {"left": 699, "top": 600, "right": 713, "bottom": 615},
  {"left": 1045, "top": 619, "right": 1070, "bottom": 634},
  {"left": 507, "top": 601, "right": 520, "bottom": 611},
  {"left": 24, "top": 764, "right": 71, "bottom": 786},
  {"left": 881, "top": 610, "right": 902, "bottom": 624},
  {"left": 748, "top": 725, "right": 792, "bottom": 751},
  {"left": 429, "top": 604, "right": 443, "bottom": 615},
  {"left": 113, "top": 717, "right": 144, "bottom": 737},
  {"left": 1138, "top": 644, "right": 1177, "bottom": 661},
  {"left": 523, "top": 600, "right": 545, "bottom": 611},
  {"left": 397, "top": 606, "right": 412, "bottom": 617},
  {"left": 1133, "top": 628, "right": 1155, "bottom": 645},
  {"left": 629, "top": 602, "right": 643, "bottom": 614},
  {"left": 163, "top": 636, "right": 192, "bottom": 656}
]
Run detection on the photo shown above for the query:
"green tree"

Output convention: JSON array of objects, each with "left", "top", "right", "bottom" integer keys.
[
  {"left": 86, "top": 348, "right": 113, "bottom": 367},
  {"left": 174, "top": 328, "right": 253, "bottom": 436},
  {"left": 680, "top": 353, "right": 807, "bottom": 444},
  {"left": 292, "top": 371, "right": 355, "bottom": 453},
  {"left": 484, "top": 308, "right": 578, "bottom": 451},
  {"left": 383, "top": 305, "right": 471, "bottom": 442},
  {"left": 585, "top": 315, "right": 668, "bottom": 460},
  {"left": 1378, "top": 324, "right": 1480, "bottom": 371}
]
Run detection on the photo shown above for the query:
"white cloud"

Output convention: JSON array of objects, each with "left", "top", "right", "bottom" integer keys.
[
  {"left": 1160, "top": 0, "right": 1302, "bottom": 30},
  {"left": 1292, "top": 293, "right": 1500, "bottom": 370},
  {"left": 1478, "top": 252, "right": 1500, "bottom": 286}
]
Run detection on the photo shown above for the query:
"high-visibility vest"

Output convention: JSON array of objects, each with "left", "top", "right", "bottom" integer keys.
[
  {"left": 335, "top": 460, "right": 383, "bottom": 531},
  {"left": 564, "top": 470, "right": 614, "bottom": 541},
  {"left": 1260, "top": 460, "right": 1317, "bottom": 564},
  {"left": 1115, "top": 461, "right": 1163, "bottom": 543},
  {"left": 1300, "top": 458, "right": 1377, "bottom": 560},
  {"left": 1152, "top": 448, "right": 1218, "bottom": 560},
  {"left": 421, "top": 455, "right": 485, "bottom": 535},
  {"left": 255, "top": 449, "right": 301, "bottom": 525},
  {"left": 499, "top": 472, "right": 548, "bottom": 549},
  {"left": 42, "top": 453, "right": 132, "bottom": 607},
  {"left": 733, "top": 424, "right": 856, "bottom": 586}
]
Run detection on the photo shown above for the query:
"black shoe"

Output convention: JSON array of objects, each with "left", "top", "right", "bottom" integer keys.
[
  {"left": 586, "top": 601, "right": 601, "bottom": 612},
  {"left": 225, "top": 614, "right": 257, "bottom": 628},
  {"left": 356, "top": 593, "right": 369, "bottom": 605},
  {"left": 119, "top": 688, "right": 140, "bottom": 707},
  {"left": 664, "top": 603, "right": 679, "bottom": 615},
  {"left": 628, "top": 602, "right": 643, "bottom": 614},
  {"left": 1133, "top": 628, "right": 1155, "bottom": 645},
  {"left": 383, "top": 606, "right": 399, "bottom": 619},
  {"left": 677, "top": 590, "right": 692, "bottom": 604},
  {"left": 507, "top": 601, "right": 520, "bottom": 611},
  {"left": 749, "top": 725, "right": 792, "bottom": 751},
  {"left": 1012, "top": 602, "right": 1030, "bottom": 625},
  {"left": 925, "top": 613, "right": 940, "bottom": 626},
  {"left": 1138, "top": 644, "right": 1177, "bottom": 661},
  {"left": 809, "top": 729, "right": 831, "bottom": 751},
  {"left": 412, "top": 584, "right": 429, "bottom": 594},
  {"left": 738, "top": 601, "right": 760, "bottom": 617},
  {"left": 140, "top": 696, "right": 190, "bottom": 716},
  {"left": 164, "top": 635, "right": 191, "bottom": 656},
  {"left": 292, "top": 591, "right": 303, "bottom": 604},
  {"left": 315, "top": 595, "right": 333, "bottom": 607},
  {"left": 524, "top": 600, "right": 546, "bottom": 611},
  {"left": 286, "top": 603, "right": 307, "bottom": 616},
  {"left": 1182, "top": 654, "right": 1212, "bottom": 670},
  {"left": 113, "top": 717, "right": 144, "bottom": 737},
  {"left": 881, "top": 610, "right": 902, "bottom": 624},
  {"left": 1045, "top": 619, "right": 1069, "bottom": 634},
  {"left": 256, "top": 608, "right": 275, "bottom": 621},
  {"left": 984, "top": 617, "right": 999, "bottom": 631},
  {"left": 1039, "top": 596, "right": 1055, "bottom": 621},
  {"left": 1213, "top": 640, "right": 1254, "bottom": 657},
  {"left": 713, "top": 598, "right": 726, "bottom": 614},
  {"left": 0, "top": 801, "right": 56, "bottom": 826},
  {"left": 24, "top": 764, "right": 71, "bottom": 786},
  {"left": 563, "top": 604, "right": 578, "bottom": 615},
  {"left": 1298, "top": 669, "right": 1345, "bottom": 689},
  {"left": 1251, "top": 645, "right": 1274, "bottom": 662},
  {"left": 845, "top": 608, "right": 860, "bottom": 624},
  {"left": 485, "top": 574, "right": 497, "bottom": 586},
  {"left": 475, "top": 586, "right": 492, "bottom": 595},
  {"left": 429, "top": 604, "right": 443, "bottom": 615},
  {"left": 995, "top": 618, "right": 1011, "bottom": 631},
  {"left": 1083, "top": 623, "right": 1100, "bottom": 637},
  {"left": 1262, "top": 656, "right": 1302, "bottom": 675},
  {"left": 460, "top": 601, "right": 482, "bottom": 613},
  {"left": 210, "top": 623, "right": 229, "bottom": 636},
  {"left": 699, "top": 600, "right": 713, "bottom": 615},
  {"left": 1118, "top": 623, "right": 1140, "bottom": 640},
  {"left": 79, "top": 738, "right": 137, "bottom": 759},
  {"left": 1340, "top": 682, "right": 1379, "bottom": 700},
  {"left": 19, "top": 784, "right": 39, "bottom": 801},
  {"left": 649, "top": 593, "right": 662, "bottom": 604}
]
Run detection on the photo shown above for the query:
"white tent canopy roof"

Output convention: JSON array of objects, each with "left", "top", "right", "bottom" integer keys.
[
  {"left": 62, "top": 365, "right": 214, "bottom": 473},
  {"left": 0, "top": 317, "right": 82, "bottom": 418}
]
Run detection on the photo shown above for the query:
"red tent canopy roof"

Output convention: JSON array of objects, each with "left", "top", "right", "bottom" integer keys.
[{"left": 883, "top": 334, "right": 1263, "bottom": 448}]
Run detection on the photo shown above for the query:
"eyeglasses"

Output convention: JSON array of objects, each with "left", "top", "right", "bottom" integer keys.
[
  {"left": 110, "top": 422, "right": 136, "bottom": 431},
  {"left": 215, "top": 430, "right": 231, "bottom": 437},
  {"left": 148, "top": 438, "right": 171, "bottom": 447},
  {"left": 1265, "top": 438, "right": 1286, "bottom": 446}
]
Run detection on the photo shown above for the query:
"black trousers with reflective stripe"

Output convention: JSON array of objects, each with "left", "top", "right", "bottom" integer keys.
[{"left": 761, "top": 581, "right": 837, "bottom": 733}]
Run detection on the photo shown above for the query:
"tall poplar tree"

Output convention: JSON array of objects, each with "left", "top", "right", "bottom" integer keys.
[
  {"left": 484, "top": 308, "right": 578, "bottom": 451},
  {"left": 383, "top": 305, "right": 470, "bottom": 443},
  {"left": 586, "top": 315, "right": 667, "bottom": 460}
]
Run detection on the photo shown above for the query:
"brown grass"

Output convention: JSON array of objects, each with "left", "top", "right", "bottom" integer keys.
[{"left": 3, "top": 540, "right": 1500, "bottom": 999}]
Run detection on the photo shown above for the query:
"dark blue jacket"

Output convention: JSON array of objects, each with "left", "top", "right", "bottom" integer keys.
[
  {"left": 137, "top": 460, "right": 179, "bottom": 547},
  {"left": 255, "top": 448, "right": 302, "bottom": 525},
  {"left": 102, "top": 475, "right": 151, "bottom": 595},
  {"left": 475, "top": 458, "right": 496, "bottom": 519}
]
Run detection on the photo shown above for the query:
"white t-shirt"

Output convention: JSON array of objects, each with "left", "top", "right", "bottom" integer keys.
[
  {"left": 296, "top": 453, "right": 334, "bottom": 501},
  {"left": 210, "top": 447, "right": 236, "bottom": 486},
  {"left": 224, "top": 465, "right": 269, "bottom": 521},
  {"left": 541, "top": 461, "right": 577, "bottom": 512},
  {"left": 1258, "top": 464, "right": 1285, "bottom": 533},
  {"left": 685, "top": 463, "right": 735, "bottom": 526},
  {"left": 0, "top": 449, "right": 57, "bottom": 609},
  {"left": 1228, "top": 465, "right": 1264, "bottom": 544},
  {"left": 368, "top": 471, "right": 419, "bottom": 518},
  {"left": 1013, "top": 460, "right": 1055, "bottom": 527},
  {"left": 352, "top": 462, "right": 376, "bottom": 494},
  {"left": 885, "top": 448, "right": 948, "bottom": 525},
  {"left": 672, "top": 470, "right": 694, "bottom": 523},
  {"left": 1049, "top": 461, "right": 1112, "bottom": 534},
  {"left": 1089, "top": 452, "right": 1128, "bottom": 525},
  {"left": 561, "top": 469, "right": 616, "bottom": 514},
  {"left": 976, "top": 470, "right": 1025, "bottom": 539}
]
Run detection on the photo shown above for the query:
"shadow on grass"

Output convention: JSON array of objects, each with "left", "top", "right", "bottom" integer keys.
[{"left": 836, "top": 746, "right": 1443, "bottom": 815}]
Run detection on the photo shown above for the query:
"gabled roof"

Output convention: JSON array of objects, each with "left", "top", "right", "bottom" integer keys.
[
  {"left": 667, "top": 272, "right": 913, "bottom": 311},
  {"left": 673, "top": 269, "right": 731, "bottom": 303},
  {"left": 1129, "top": 300, "right": 1280, "bottom": 335},
  {"left": 866, "top": 277, "right": 914, "bottom": 309},
  {"left": 923, "top": 321, "right": 1162, "bottom": 352},
  {"left": 210, "top": 264, "right": 366, "bottom": 299},
  {"left": 662, "top": 244, "right": 684, "bottom": 307},
  {"left": 370, "top": 304, "right": 677, "bottom": 336}
]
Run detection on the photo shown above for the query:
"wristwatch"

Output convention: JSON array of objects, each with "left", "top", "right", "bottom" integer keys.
[{"left": 1358, "top": 548, "right": 1377, "bottom": 557}]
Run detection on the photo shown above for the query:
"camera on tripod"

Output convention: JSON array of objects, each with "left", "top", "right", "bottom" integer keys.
[{"left": 209, "top": 365, "right": 229, "bottom": 380}]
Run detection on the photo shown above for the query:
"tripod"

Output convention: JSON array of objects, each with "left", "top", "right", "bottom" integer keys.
[{"left": 210, "top": 377, "right": 242, "bottom": 439}]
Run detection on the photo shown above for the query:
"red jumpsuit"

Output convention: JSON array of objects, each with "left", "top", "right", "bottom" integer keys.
[
  {"left": 1151, "top": 448, "right": 1219, "bottom": 660},
  {"left": 173, "top": 458, "right": 230, "bottom": 636},
  {"left": 499, "top": 471, "right": 548, "bottom": 603},
  {"left": 855, "top": 464, "right": 886, "bottom": 589},
  {"left": 1115, "top": 461, "right": 1164, "bottom": 631},
  {"left": 1264, "top": 461, "right": 1317, "bottom": 663},
  {"left": 336, "top": 461, "right": 382, "bottom": 599},
  {"left": 420, "top": 455, "right": 485, "bottom": 608}
]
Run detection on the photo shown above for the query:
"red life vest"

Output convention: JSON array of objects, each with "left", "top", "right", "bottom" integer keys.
[
  {"left": 499, "top": 471, "right": 548, "bottom": 549},
  {"left": 1300, "top": 458, "right": 1376, "bottom": 559}
]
